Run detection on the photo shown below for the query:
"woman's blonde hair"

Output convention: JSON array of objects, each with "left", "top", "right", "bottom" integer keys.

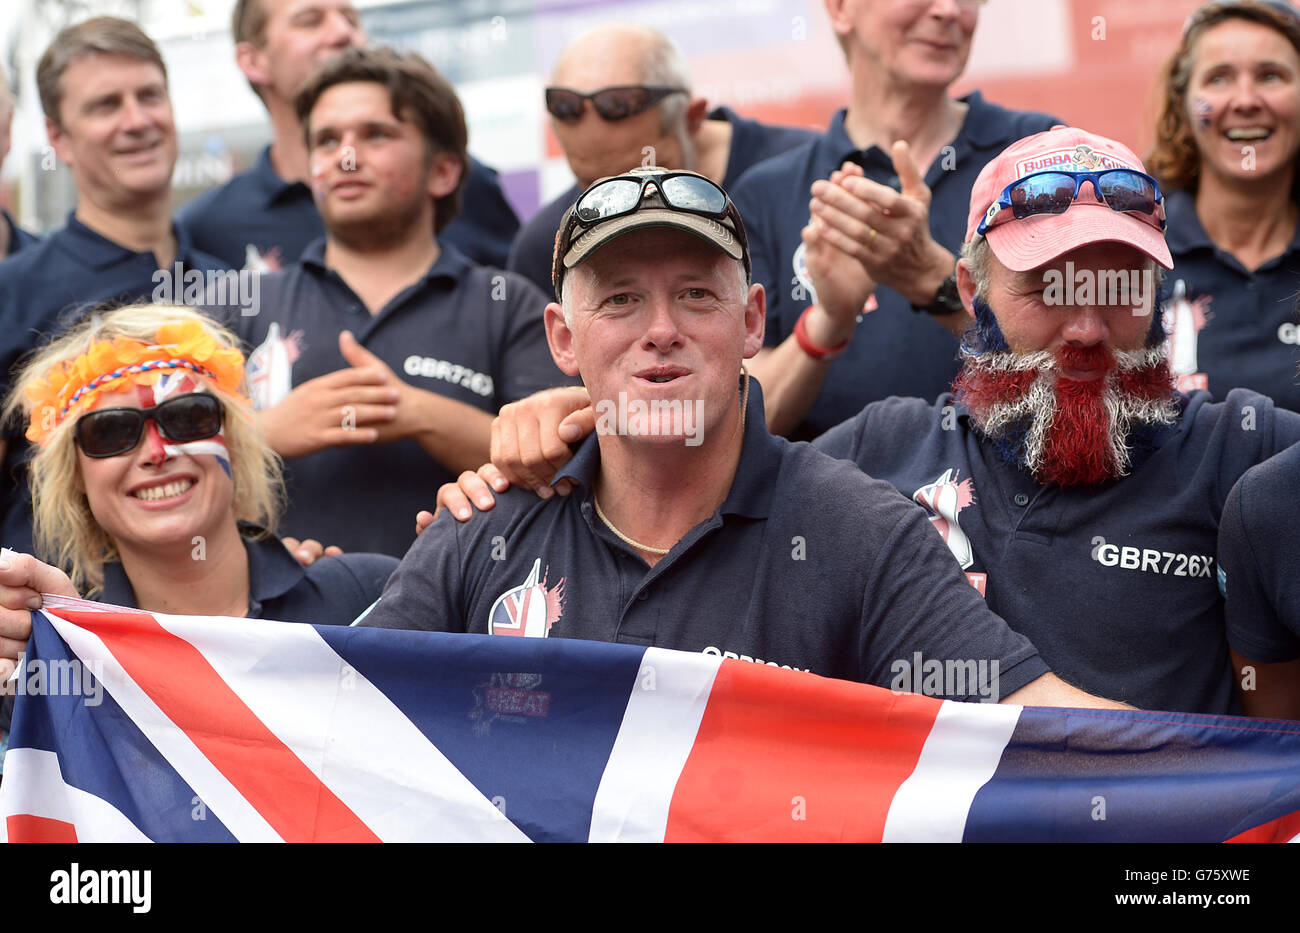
[{"left": 3, "top": 303, "right": 283, "bottom": 593}]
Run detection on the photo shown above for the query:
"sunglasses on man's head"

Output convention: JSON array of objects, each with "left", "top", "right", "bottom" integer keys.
[
  {"left": 553, "top": 169, "right": 749, "bottom": 298},
  {"left": 976, "top": 169, "right": 1166, "bottom": 237},
  {"left": 74, "top": 393, "right": 224, "bottom": 459},
  {"left": 572, "top": 170, "right": 732, "bottom": 224},
  {"left": 544, "top": 85, "right": 687, "bottom": 123}
]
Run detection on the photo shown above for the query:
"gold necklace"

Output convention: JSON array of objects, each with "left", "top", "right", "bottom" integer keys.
[
  {"left": 593, "top": 367, "right": 751, "bottom": 558},
  {"left": 593, "top": 495, "right": 672, "bottom": 555}
]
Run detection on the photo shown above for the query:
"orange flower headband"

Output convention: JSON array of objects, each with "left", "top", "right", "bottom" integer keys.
[{"left": 25, "top": 320, "right": 247, "bottom": 447}]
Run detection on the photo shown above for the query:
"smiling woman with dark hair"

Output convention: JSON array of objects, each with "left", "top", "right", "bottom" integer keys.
[{"left": 1147, "top": 0, "right": 1300, "bottom": 410}]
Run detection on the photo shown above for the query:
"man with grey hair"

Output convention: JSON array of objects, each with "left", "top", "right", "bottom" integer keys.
[
  {"left": 506, "top": 23, "right": 814, "bottom": 296},
  {"left": 367, "top": 164, "right": 1126, "bottom": 711},
  {"left": 0, "top": 77, "right": 38, "bottom": 259}
]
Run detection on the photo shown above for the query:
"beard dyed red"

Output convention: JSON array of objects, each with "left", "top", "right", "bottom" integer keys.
[{"left": 953, "top": 344, "right": 1176, "bottom": 487}]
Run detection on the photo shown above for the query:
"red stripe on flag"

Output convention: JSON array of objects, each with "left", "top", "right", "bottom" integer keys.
[
  {"left": 56, "top": 608, "right": 379, "bottom": 842},
  {"left": 663, "top": 660, "right": 944, "bottom": 842},
  {"left": 7, "top": 814, "right": 78, "bottom": 842},
  {"left": 1227, "top": 807, "right": 1300, "bottom": 843}
]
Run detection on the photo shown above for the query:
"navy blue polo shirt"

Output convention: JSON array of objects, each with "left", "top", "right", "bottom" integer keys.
[
  {"left": 2, "top": 209, "right": 38, "bottom": 257},
  {"left": 506, "top": 107, "right": 818, "bottom": 297},
  {"left": 1218, "top": 440, "right": 1300, "bottom": 662},
  {"left": 99, "top": 527, "right": 397, "bottom": 624},
  {"left": 362, "top": 382, "right": 1047, "bottom": 701},
  {"left": 1159, "top": 189, "right": 1300, "bottom": 411},
  {"left": 0, "top": 215, "right": 228, "bottom": 558},
  {"left": 177, "top": 146, "right": 520, "bottom": 271},
  {"left": 225, "top": 239, "right": 568, "bottom": 558},
  {"left": 730, "top": 94, "right": 1059, "bottom": 439},
  {"left": 812, "top": 388, "right": 1300, "bottom": 713}
]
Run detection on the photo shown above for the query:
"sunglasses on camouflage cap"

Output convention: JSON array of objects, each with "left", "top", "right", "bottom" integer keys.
[
  {"left": 545, "top": 85, "right": 687, "bottom": 122},
  {"left": 551, "top": 169, "right": 750, "bottom": 298}
]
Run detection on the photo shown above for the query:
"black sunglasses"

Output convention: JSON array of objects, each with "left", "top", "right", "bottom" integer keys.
[
  {"left": 545, "top": 85, "right": 687, "bottom": 123},
  {"left": 75, "top": 394, "right": 224, "bottom": 459}
]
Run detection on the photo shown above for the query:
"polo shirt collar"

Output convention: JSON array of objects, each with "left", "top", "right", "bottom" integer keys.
[
  {"left": 957, "top": 90, "right": 1014, "bottom": 148},
  {"left": 97, "top": 526, "right": 304, "bottom": 616},
  {"left": 58, "top": 212, "right": 207, "bottom": 272},
  {"left": 1163, "top": 187, "right": 1300, "bottom": 260},
  {"left": 299, "top": 235, "right": 476, "bottom": 287},
  {"left": 552, "top": 376, "right": 782, "bottom": 520},
  {"left": 827, "top": 90, "right": 1006, "bottom": 166},
  {"left": 250, "top": 144, "right": 307, "bottom": 208},
  {"left": 3, "top": 209, "right": 33, "bottom": 255},
  {"left": 1163, "top": 189, "right": 1212, "bottom": 254},
  {"left": 241, "top": 526, "right": 307, "bottom": 616}
]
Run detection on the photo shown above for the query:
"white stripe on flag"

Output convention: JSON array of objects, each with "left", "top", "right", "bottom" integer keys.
[
  {"left": 0, "top": 748, "right": 150, "bottom": 842},
  {"left": 43, "top": 611, "right": 284, "bottom": 842},
  {"left": 882, "top": 700, "right": 1022, "bottom": 843},
  {"left": 151, "top": 612, "right": 529, "bottom": 842},
  {"left": 589, "top": 647, "right": 721, "bottom": 842}
]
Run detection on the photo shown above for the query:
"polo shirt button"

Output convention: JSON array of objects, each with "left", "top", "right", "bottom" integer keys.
[
  {"left": 637, "top": 590, "right": 649, "bottom": 601},
  {"left": 1014, "top": 493, "right": 1029, "bottom": 506},
  {"left": 1246, "top": 280, "right": 1256, "bottom": 291}
]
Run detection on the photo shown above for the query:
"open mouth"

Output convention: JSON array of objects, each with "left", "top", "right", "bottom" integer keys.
[
  {"left": 635, "top": 366, "right": 691, "bottom": 385},
  {"left": 131, "top": 478, "right": 195, "bottom": 502},
  {"left": 1225, "top": 127, "right": 1272, "bottom": 141},
  {"left": 116, "top": 138, "right": 163, "bottom": 157}
]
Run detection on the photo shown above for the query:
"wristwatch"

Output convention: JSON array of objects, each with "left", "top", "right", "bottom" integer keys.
[{"left": 912, "top": 272, "right": 965, "bottom": 316}]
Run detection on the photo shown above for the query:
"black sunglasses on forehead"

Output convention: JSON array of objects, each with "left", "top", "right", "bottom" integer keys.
[
  {"left": 74, "top": 394, "right": 225, "bottom": 459},
  {"left": 545, "top": 85, "right": 687, "bottom": 122}
]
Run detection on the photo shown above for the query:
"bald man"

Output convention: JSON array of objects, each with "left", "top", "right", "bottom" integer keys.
[{"left": 506, "top": 24, "right": 814, "bottom": 296}]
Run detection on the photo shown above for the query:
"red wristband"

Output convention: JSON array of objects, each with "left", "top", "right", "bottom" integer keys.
[{"left": 793, "top": 306, "right": 851, "bottom": 361}]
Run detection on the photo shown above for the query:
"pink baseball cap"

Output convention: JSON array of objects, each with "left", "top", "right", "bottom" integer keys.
[{"left": 965, "top": 125, "right": 1173, "bottom": 273}]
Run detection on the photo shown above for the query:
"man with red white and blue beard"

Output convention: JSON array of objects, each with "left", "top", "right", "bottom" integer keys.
[
  {"left": 809, "top": 126, "right": 1300, "bottom": 713},
  {"left": 949, "top": 266, "right": 1180, "bottom": 490},
  {"left": 436, "top": 127, "right": 1300, "bottom": 715}
]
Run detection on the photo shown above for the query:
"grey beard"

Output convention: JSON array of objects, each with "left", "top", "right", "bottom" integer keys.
[{"left": 961, "top": 346, "right": 1179, "bottom": 480}]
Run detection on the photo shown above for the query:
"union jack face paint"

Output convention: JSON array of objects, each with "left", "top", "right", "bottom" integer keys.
[{"left": 146, "top": 373, "right": 231, "bottom": 477}]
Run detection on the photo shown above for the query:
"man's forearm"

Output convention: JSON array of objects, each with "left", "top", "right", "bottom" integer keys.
[
  {"left": 1001, "top": 672, "right": 1134, "bottom": 709},
  {"left": 408, "top": 390, "right": 494, "bottom": 476},
  {"left": 905, "top": 249, "right": 972, "bottom": 340},
  {"left": 750, "top": 305, "right": 859, "bottom": 437}
]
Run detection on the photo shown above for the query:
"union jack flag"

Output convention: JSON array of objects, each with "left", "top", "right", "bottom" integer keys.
[{"left": 3, "top": 597, "right": 1299, "bottom": 843}]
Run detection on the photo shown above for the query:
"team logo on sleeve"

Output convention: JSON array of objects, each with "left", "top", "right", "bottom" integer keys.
[
  {"left": 913, "top": 469, "right": 986, "bottom": 596},
  {"left": 1160, "top": 279, "right": 1212, "bottom": 393},
  {"left": 489, "top": 558, "right": 566, "bottom": 637}
]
